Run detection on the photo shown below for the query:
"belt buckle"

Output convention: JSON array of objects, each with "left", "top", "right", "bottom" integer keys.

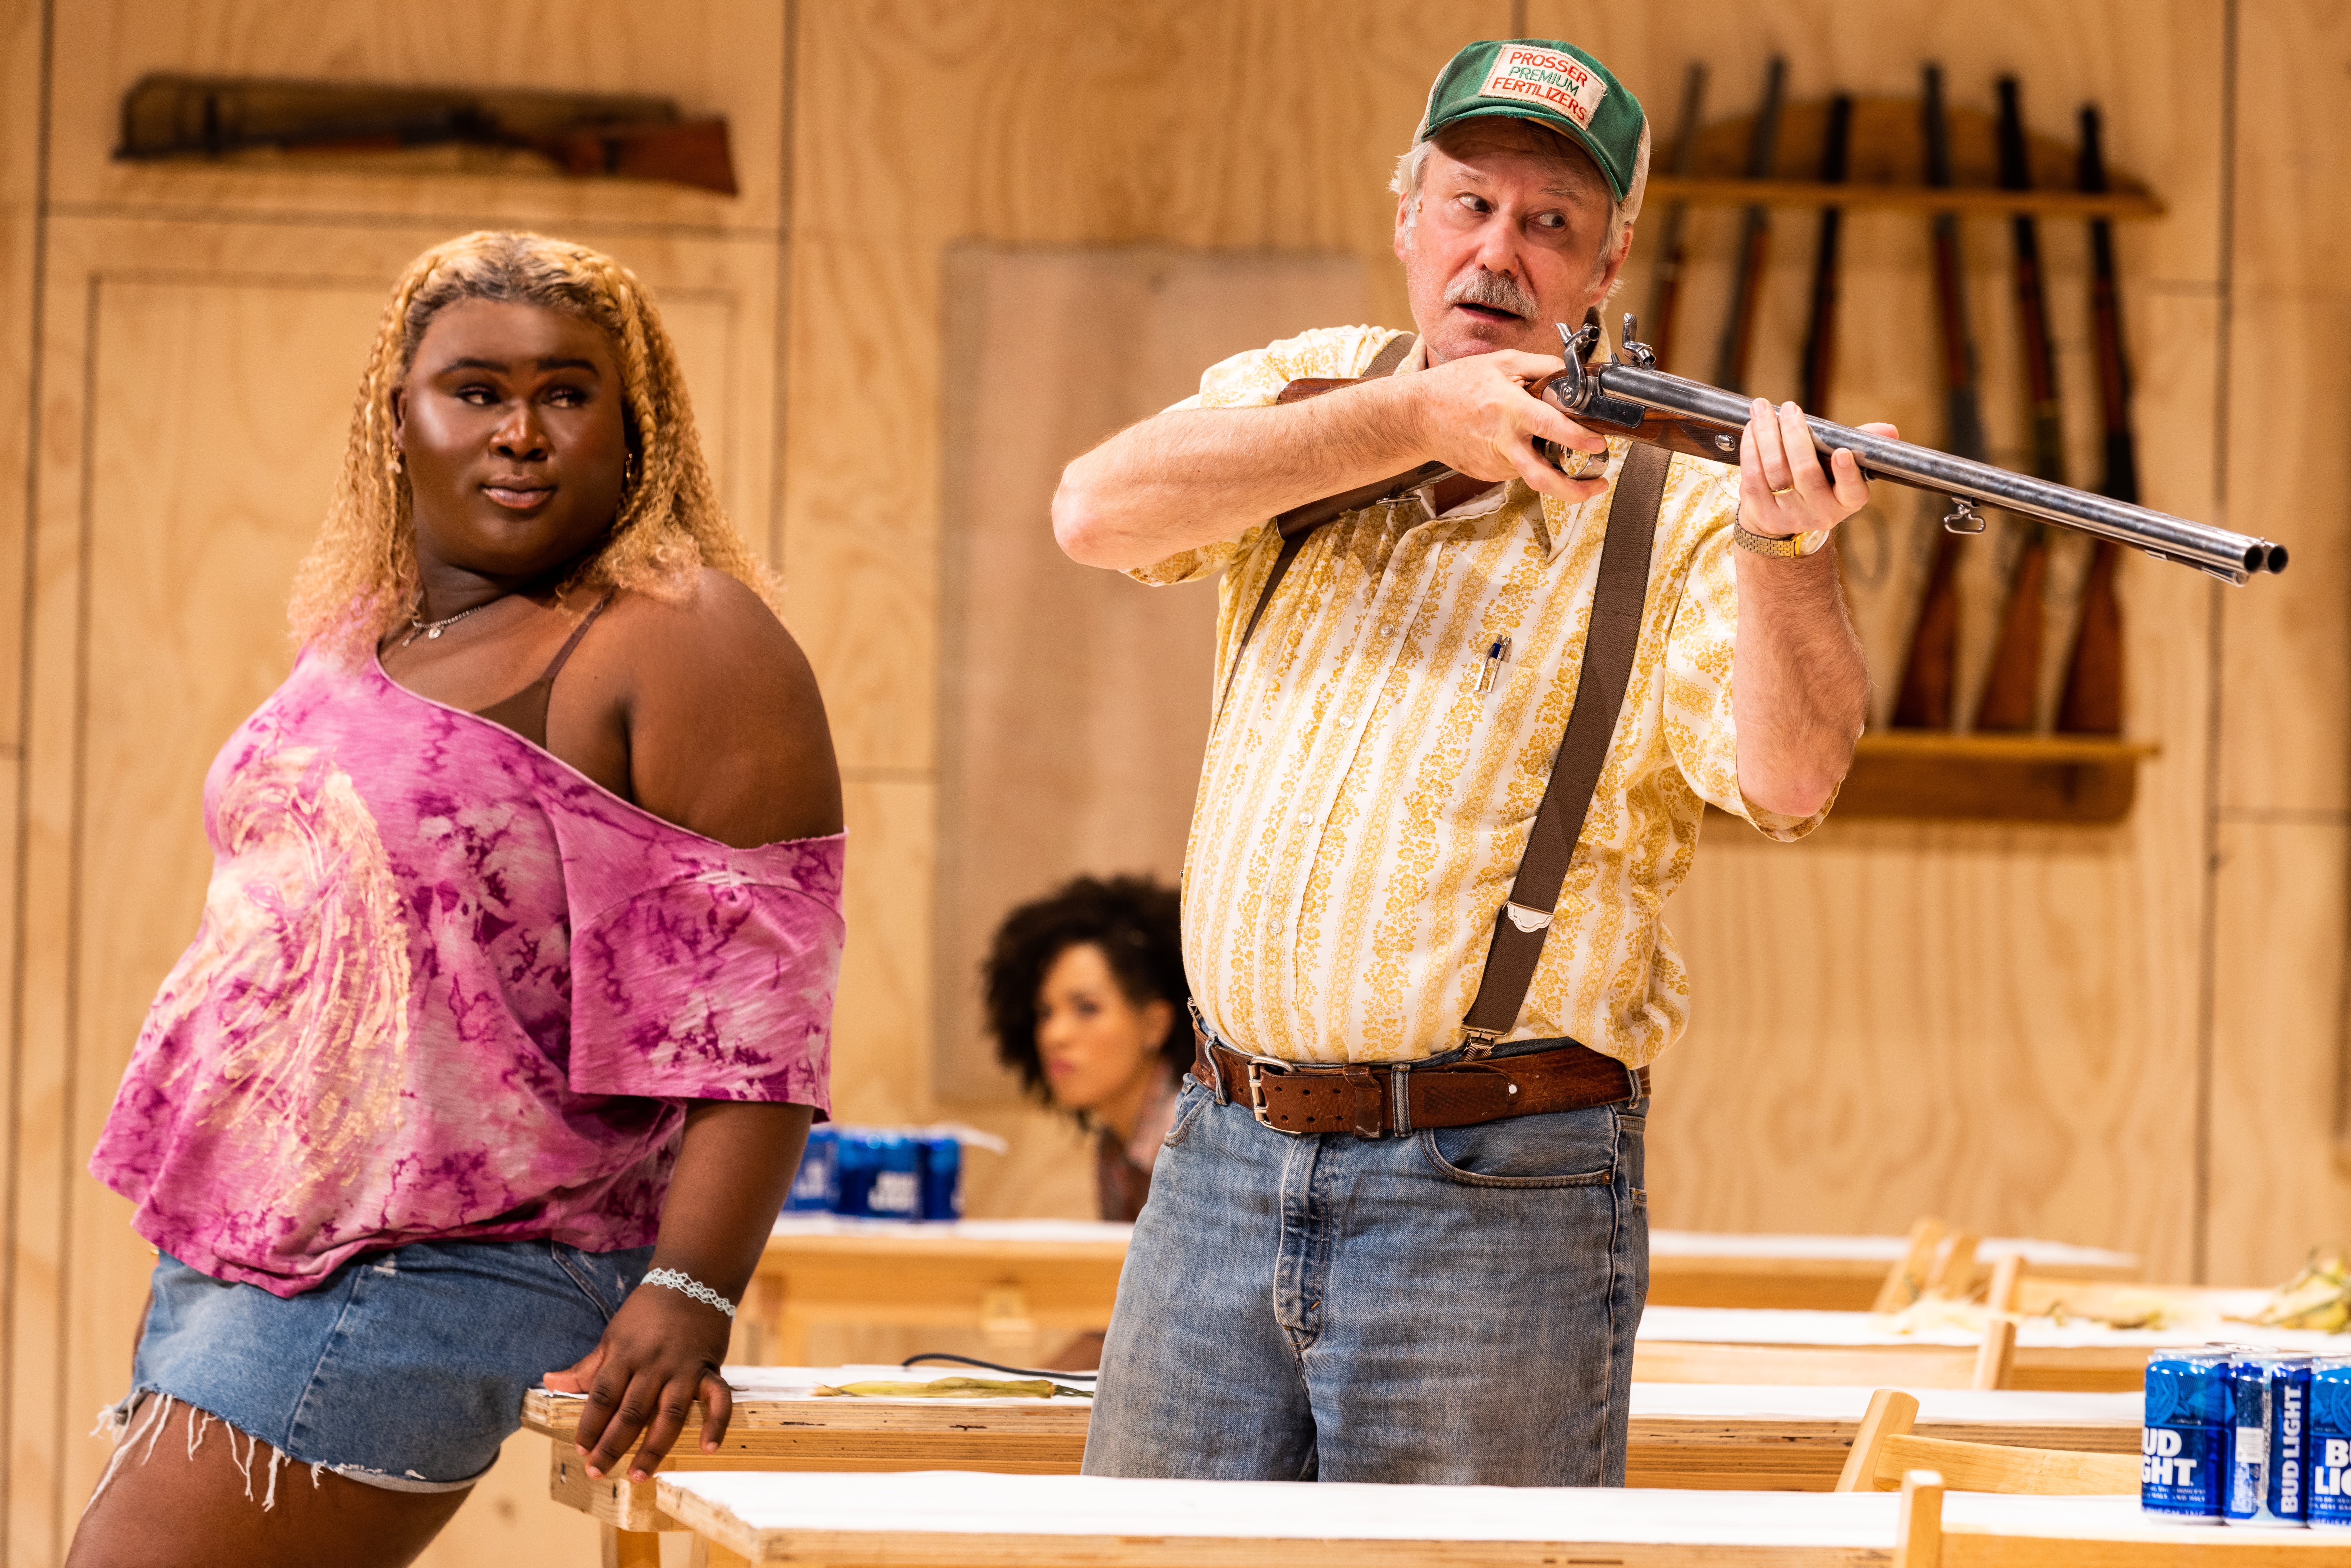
[{"left": 1243, "top": 1056, "right": 1308, "bottom": 1135}]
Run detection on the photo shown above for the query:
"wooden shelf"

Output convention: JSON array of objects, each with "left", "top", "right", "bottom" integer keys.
[
  {"left": 1835, "top": 734, "right": 2160, "bottom": 824},
  {"left": 1645, "top": 175, "right": 2164, "bottom": 220}
]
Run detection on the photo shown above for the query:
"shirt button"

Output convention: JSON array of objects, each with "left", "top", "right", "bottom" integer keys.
[
  {"left": 1295, "top": 809, "right": 1313, "bottom": 826},
  {"left": 1270, "top": 919, "right": 1286, "bottom": 935}
]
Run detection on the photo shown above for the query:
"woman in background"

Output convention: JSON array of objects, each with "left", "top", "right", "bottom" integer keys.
[
  {"left": 984, "top": 876, "right": 1189, "bottom": 1222},
  {"left": 72, "top": 231, "right": 841, "bottom": 1567}
]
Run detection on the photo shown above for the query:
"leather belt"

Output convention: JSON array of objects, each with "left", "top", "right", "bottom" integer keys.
[{"left": 1192, "top": 1027, "right": 1647, "bottom": 1139}]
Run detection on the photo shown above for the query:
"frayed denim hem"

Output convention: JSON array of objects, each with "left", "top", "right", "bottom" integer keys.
[{"left": 87, "top": 1387, "right": 480, "bottom": 1516}]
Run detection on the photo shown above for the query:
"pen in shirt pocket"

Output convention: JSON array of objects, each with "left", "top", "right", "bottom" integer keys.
[{"left": 1476, "top": 634, "right": 1511, "bottom": 695}]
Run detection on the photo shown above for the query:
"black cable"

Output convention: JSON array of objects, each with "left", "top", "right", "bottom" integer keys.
[{"left": 900, "top": 1352, "right": 1097, "bottom": 1382}]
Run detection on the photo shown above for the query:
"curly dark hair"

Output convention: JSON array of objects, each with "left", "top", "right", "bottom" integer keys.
[{"left": 982, "top": 874, "right": 1191, "bottom": 1110}]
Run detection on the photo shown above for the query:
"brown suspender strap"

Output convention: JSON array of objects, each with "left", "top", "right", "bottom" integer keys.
[
  {"left": 1215, "top": 332, "right": 1417, "bottom": 718},
  {"left": 1458, "top": 441, "right": 1670, "bottom": 1056}
]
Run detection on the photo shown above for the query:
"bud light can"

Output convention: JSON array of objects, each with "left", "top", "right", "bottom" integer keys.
[
  {"left": 918, "top": 1134, "right": 963, "bottom": 1221},
  {"left": 2227, "top": 1353, "right": 2313, "bottom": 1527},
  {"left": 783, "top": 1124, "right": 837, "bottom": 1213},
  {"left": 2144, "top": 1348, "right": 2229, "bottom": 1521},
  {"left": 832, "top": 1130, "right": 881, "bottom": 1216},
  {"left": 2312, "top": 1355, "right": 2351, "bottom": 1530},
  {"left": 867, "top": 1135, "right": 923, "bottom": 1219}
]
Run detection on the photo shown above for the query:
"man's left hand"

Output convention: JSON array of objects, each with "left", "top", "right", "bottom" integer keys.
[{"left": 1737, "top": 396, "right": 1897, "bottom": 539}]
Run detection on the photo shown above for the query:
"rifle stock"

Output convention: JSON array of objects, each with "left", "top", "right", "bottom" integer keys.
[
  {"left": 1892, "top": 64, "right": 1984, "bottom": 730},
  {"left": 1713, "top": 59, "right": 1786, "bottom": 394},
  {"left": 1974, "top": 76, "right": 2064, "bottom": 733},
  {"left": 1800, "top": 95, "right": 1855, "bottom": 414},
  {"left": 1644, "top": 64, "right": 1708, "bottom": 374},
  {"left": 2057, "top": 103, "right": 2135, "bottom": 736}
]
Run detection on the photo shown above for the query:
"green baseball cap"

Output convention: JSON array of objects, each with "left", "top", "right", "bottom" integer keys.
[{"left": 1416, "top": 39, "right": 1644, "bottom": 201}]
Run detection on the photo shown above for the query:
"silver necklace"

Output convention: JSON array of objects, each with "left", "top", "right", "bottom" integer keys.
[{"left": 402, "top": 597, "right": 500, "bottom": 646}]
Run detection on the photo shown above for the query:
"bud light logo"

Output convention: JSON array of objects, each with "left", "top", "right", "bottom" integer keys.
[{"left": 2143, "top": 1425, "right": 2204, "bottom": 1488}]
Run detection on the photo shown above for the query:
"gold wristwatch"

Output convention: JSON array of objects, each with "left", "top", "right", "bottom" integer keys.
[{"left": 1731, "top": 512, "right": 1832, "bottom": 559}]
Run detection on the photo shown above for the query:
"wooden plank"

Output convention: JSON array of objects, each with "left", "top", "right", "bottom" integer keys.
[
  {"left": 2204, "top": 821, "right": 2351, "bottom": 1286},
  {"left": 1875, "top": 1433, "right": 2138, "bottom": 1495}
]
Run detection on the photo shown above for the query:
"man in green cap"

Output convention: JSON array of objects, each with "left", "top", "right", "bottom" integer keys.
[{"left": 1056, "top": 39, "right": 1888, "bottom": 1485}]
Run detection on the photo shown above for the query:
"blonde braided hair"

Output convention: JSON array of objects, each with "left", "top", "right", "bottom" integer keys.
[{"left": 288, "top": 230, "right": 776, "bottom": 660}]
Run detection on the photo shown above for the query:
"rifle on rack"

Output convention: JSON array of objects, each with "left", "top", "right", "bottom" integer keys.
[
  {"left": 1642, "top": 63, "right": 1708, "bottom": 374},
  {"left": 1268, "top": 314, "right": 2285, "bottom": 580},
  {"left": 1713, "top": 58, "right": 1787, "bottom": 394},
  {"left": 1891, "top": 66, "right": 1989, "bottom": 729},
  {"left": 1799, "top": 94, "right": 1855, "bottom": 413},
  {"left": 2056, "top": 104, "right": 2133, "bottom": 736},
  {"left": 113, "top": 75, "right": 739, "bottom": 194},
  {"left": 1973, "top": 76, "right": 2064, "bottom": 732}
]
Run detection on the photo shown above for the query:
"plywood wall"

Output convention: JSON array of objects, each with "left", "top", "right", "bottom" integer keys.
[{"left": 0, "top": 0, "right": 2345, "bottom": 1561}]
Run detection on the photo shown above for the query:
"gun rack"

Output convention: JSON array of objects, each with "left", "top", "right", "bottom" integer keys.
[
  {"left": 1832, "top": 734, "right": 2159, "bottom": 824},
  {"left": 1644, "top": 96, "right": 2163, "bottom": 219}
]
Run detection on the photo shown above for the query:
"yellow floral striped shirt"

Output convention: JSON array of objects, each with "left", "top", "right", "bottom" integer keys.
[{"left": 1134, "top": 325, "right": 1827, "bottom": 1068}]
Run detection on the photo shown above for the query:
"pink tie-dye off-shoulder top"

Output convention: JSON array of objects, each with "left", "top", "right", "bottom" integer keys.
[{"left": 90, "top": 650, "right": 844, "bottom": 1297}]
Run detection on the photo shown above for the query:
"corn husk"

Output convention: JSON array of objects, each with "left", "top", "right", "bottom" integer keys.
[{"left": 2230, "top": 1247, "right": 2351, "bottom": 1333}]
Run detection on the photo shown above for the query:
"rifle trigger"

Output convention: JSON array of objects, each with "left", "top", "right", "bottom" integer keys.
[{"left": 1943, "top": 497, "right": 1987, "bottom": 534}]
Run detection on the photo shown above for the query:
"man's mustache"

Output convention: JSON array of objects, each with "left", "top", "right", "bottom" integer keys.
[{"left": 1444, "top": 269, "right": 1540, "bottom": 318}]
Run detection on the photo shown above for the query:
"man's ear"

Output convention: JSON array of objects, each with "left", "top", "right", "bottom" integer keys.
[
  {"left": 1593, "top": 220, "right": 1635, "bottom": 304},
  {"left": 1392, "top": 189, "right": 1416, "bottom": 263}
]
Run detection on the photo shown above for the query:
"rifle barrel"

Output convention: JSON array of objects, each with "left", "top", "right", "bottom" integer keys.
[{"left": 1576, "top": 363, "right": 2283, "bottom": 582}]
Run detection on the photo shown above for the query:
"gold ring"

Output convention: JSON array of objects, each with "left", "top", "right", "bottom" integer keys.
[{"left": 1769, "top": 485, "right": 1797, "bottom": 497}]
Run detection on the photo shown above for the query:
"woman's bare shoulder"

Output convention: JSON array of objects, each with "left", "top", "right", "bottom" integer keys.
[{"left": 598, "top": 568, "right": 842, "bottom": 845}]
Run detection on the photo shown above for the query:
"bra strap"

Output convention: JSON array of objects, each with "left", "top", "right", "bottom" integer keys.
[{"left": 538, "top": 592, "right": 615, "bottom": 688}]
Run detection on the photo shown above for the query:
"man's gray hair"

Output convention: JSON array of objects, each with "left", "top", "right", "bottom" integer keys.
[{"left": 1391, "top": 118, "right": 1652, "bottom": 265}]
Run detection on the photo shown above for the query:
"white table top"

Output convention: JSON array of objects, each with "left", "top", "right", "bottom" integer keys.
[
  {"left": 1637, "top": 1304, "right": 2346, "bottom": 1354},
  {"left": 543, "top": 1368, "right": 2139, "bottom": 1428},
  {"left": 765, "top": 1217, "right": 2140, "bottom": 1273},
  {"left": 659, "top": 1472, "right": 2336, "bottom": 1550}
]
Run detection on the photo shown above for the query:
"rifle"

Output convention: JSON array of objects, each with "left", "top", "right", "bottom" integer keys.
[
  {"left": 114, "top": 75, "right": 738, "bottom": 195},
  {"left": 1713, "top": 58, "right": 1787, "bottom": 394},
  {"left": 1642, "top": 63, "right": 1708, "bottom": 374},
  {"left": 1891, "top": 65, "right": 1988, "bottom": 730},
  {"left": 2056, "top": 104, "right": 2134, "bottom": 736},
  {"left": 1799, "top": 95, "right": 1855, "bottom": 413},
  {"left": 1973, "top": 77, "right": 2063, "bottom": 732},
  {"left": 1269, "top": 316, "right": 2285, "bottom": 581}
]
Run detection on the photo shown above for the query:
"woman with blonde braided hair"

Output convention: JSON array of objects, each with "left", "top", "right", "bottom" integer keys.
[{"left": 73, "top": 232, "right": 843, "bottom": 1566}]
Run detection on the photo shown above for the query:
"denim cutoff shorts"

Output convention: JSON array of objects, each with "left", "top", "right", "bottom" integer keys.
[{"left": 116, "top": 1237, "right": 654, "bottom": 1491}]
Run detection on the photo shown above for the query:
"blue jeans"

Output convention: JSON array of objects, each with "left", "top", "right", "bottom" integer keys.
[
  {"left": 113, "top": 1238, "right": 653, "bottom": 1491},
  {"left": 1082, "top": 1051, "right": 1647, "bottom": 1486}
]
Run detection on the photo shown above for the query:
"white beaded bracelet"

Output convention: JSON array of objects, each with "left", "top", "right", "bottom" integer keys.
[{"left": 642, "top": 1266, "right": 736, "bottom": 1319}]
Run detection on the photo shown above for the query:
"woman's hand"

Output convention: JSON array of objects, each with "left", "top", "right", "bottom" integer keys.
[{"left": 544, "top": 1282, "right": 735, "bottom": 1480}]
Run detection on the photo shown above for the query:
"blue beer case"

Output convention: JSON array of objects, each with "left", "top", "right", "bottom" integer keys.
[
  {"left": 2313, "top": 1354, "right": 2351, "bottom": 1531},
  {"left": 2146, "top": 1346, "right": 2334, "bottom": 1528},
  {"left": 785, "top": 1126, "right": 965, "bottom": 1222}
]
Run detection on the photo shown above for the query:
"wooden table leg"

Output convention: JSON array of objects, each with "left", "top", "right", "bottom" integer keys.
[
  {"left": 600, "top": 1522, "right": 662, "bottom": 1567},
  {"left": 687, "top": 1538, "right": 752, "bottom": 1568}
]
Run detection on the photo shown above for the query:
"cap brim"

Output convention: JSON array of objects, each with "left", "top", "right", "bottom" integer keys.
[{"left": 1421, "top": 104, "right": 1628, "bottom": 200}]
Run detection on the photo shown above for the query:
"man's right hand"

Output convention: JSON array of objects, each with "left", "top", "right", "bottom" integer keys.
[{"left": 1402, "top": 349, "right": 1612, "bottom": 503}]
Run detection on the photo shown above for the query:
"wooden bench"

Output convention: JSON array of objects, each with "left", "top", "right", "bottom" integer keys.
[
  {"left": 646, "top": 1470, "right": 2343, "bottom": 1566},
  {"left": 521, "top": 1371, "right": 2142, "bottom": 1556}
]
